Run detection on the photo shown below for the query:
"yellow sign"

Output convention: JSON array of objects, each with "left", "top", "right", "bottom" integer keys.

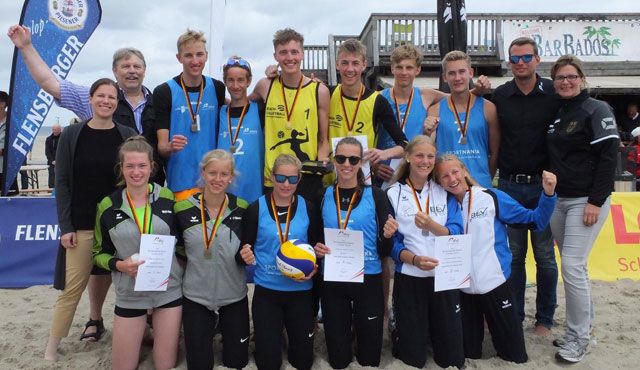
[{"left": 525, "top": 192, "right": 640, "bottom": 281}]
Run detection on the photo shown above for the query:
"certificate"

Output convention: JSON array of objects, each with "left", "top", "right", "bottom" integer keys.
[
  {"left": 331, "top": 135, "right": 371, "bottom": 185},
  {"left": 434, "top": 234, "right": 472, "bottom": 292},
  {"left": 134, "top": 234, "right": 176, "bottom": 292},
  {"left": 323, "top": 228, "right": 364, "bottom": 283}
]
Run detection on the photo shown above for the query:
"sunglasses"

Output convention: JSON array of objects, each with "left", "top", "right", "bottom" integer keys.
[
  {"left": 334, "top": 155, "right": 362, "bottom": 165},
  {"left": 509, "top": 54, "right": 534, "bottom": 64},
  {"left": 225, "top": 57, "right": 251, "bottom": 69},
  {"left": 273, "top": 174, "right": 300, "bottom": 184}
]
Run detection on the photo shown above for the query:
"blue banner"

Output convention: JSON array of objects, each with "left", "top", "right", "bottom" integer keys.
[
  {"left": 2, "top": 0, "right": 102, "bottom": 195},
  {"left": 0, "top": 197, "right": 59, "bottom": 287}
]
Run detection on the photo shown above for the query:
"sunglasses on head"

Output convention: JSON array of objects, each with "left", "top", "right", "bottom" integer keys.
[
  {"left": 334, "top": 155, "right": 362, "bottom": 165},
  {"left": 509, "top": 54, "right": 534, "bottom": 64},
  {"left": 225, "top": 57, "right": 251, "bottom": 69},
  {"left": 273, "top": 174, "right": 300, "bottom": 184}
]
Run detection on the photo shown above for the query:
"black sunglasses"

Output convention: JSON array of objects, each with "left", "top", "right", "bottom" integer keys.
[
  {"left": 274, "top": 174, "right": 300, "bottom": 184},
  {"left": 334, "top": 155, "right": 362, "bottom": 165},
  {"left": 509, "top": 54, "right": 534, "bottom": 64}
]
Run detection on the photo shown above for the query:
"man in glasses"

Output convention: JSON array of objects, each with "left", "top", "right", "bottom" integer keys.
[
  {"left": 251, "top": 28, "right": 330, "bottom": 201},
  {"left": 7, "top": 24, "right": 164, "bottom": 185},
  {"left": 492, "top": 37, "right": 560, "bottom": 336},
  {"left": 155, "top": 29, "right": 226, "bottom": 201}
]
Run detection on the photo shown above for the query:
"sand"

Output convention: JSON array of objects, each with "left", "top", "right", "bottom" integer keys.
[{"left": 1, "top": 279, "right": 639, "bottom": 369}]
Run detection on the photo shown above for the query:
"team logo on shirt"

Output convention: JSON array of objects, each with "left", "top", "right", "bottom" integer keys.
[
  {"left": 565, "top": 121, "right": 578, "bottom": 133},
  {"left": 49, "top": 0, "right": 87, "bottom": 31},
  {"left": 601, "top": 117, "right": 616, "bottom": 130},
  {"left": 470, "top": 207, "right": 489, "bottom": 220},
  {"left": 429, "top": 205, "right": 447, "bottom": 217}
]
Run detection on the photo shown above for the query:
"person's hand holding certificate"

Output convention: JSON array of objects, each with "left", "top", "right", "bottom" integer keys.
[
  {"left": 434, "top": 234, "right": 472, "bottom": 292},
  {"left": 134, "top": 234, "right": 176, "bottom": 292},
  {"left": 322, "top": 228, "right": 364, "bottom": 283}
]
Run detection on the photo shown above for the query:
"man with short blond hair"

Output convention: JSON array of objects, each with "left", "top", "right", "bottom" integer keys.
[{"left": 155, "top": 29, "right": 226, "bottom": 200}]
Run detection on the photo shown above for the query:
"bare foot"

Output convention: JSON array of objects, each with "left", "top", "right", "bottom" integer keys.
[
  {"left": 44, "top": 336, "right": 61, "bottom": 361},
  {"left": 534, "top": 325, "right": 551, "bottom": 336}
]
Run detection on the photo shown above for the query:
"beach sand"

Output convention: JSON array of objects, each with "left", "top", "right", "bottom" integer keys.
[{"left": 1, "top": 279, "right": 639, "bottom": 369}]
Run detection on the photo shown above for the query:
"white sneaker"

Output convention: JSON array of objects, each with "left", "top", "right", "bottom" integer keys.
[{"left": 556, "top": 338, "right": 590, "bottom": 363}]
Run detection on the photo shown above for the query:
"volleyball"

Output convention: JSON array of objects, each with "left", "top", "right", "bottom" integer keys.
[{"left": 276, "top": 239, "right": 316, "bottom": 279}]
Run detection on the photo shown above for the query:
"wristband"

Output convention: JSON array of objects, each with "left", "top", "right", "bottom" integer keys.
[{"left": 412, "top": 255, "right": 417, "bottom": 266}]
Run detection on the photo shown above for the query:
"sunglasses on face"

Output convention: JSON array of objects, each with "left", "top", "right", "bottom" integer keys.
[
  {"left": 334, "top": 155, "right": 362, "bottom": 165},
  {"left": 273, "top": 174, "right": 300, "bottom": 184},
  {"left": 225, "top": 57, "right": 251, "bottom": 69},
  {"left": 509, "top": 54, "right": 534, "bottom": 64}
]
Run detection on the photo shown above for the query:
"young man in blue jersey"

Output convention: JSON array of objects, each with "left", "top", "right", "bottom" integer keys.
[
  {"left": 156, "top": 29, "right": 226, "bottom": 201},
  {"left": 427, "top": 51, "right": 500, "bottom": 189}
]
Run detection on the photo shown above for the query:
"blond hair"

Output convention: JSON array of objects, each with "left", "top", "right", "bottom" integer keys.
[
  {"left": 390, "top": 135, "right": 435, "bottom": 184},
  {"left": 433, "top": 153, "right": 479, "bottom": 188},
  {"left": 337, "top": 39, "right": 367, "bottom": 61},
  {"left": 177, "top": 29, "right": 207, "bottom": 52},
  {"left": 441, "top": 50, "right": 471, "bottom": 72},
  {"left": 391, "top": 44, "right": 423, "bottom": 67},
  {"left": 272, "top": 154, "right": 302, "bottom": 175},
  {"left": 550, "top": 55, "right": 588, "bottom": 91},
  {"left": 197, "top": 149, "right": 236, "bottom": 188}
]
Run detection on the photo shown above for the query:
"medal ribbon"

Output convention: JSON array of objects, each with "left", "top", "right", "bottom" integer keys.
[
  {"left": 270, "top": 194, "right": 293, "bottom": 244},
  {"left": 464, "top": 188, "right": 473, "bottom": 233},
  {"left": 200, "top": 194, "right": 228, "bottom": 251},
  {"left": 226, "top": 103, "right": 249, "bottom": 148},
  {"left": 335, "top": 186, "right": 359, "bottom": 230},
  {"left": 339, "top": 84, "right": 364, "bottom": 133},
  {"left": 180, "top": 74, "right": 204, "bottom": 125},
  {"left": 406, "top": 178, "right": 429, "bottom": 215},
  {"left": 392, "top": 87, "right": 414, "bottom": 130},
  {"left": 449, "top": 93, "right": 472, "bottom": 141},
  {"left": 280, "top": 75, "right": 304, "bottom": 124},
  {"left": 125, "top": 186, "right": 151, "bottom": 235}
]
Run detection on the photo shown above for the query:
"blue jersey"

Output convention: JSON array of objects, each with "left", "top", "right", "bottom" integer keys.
[
  {"left": 322, "top": 186, "right": 381, "bottom": 275},
  {"left": 461, "top": 186, "right": 556, "bottom": 294},
  {"left": 378, "top": 87, "right": 427, "bottom": 151},
  {"left": 253, "top": 195, "right": 312, "bottom": 291},
  {"left": 166, "top": 76, "right": 219, "bottom": 192},
  {"left": 436, "top": 96, "right": 492, "bottom": 188},
  {"left": 217, "top": 102, "right": 264, "bottom": 203}
]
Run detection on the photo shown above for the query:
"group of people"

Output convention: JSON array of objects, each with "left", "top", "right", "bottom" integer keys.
[{"left": 5, "top": 21, "right": 620, "bottom": 369}]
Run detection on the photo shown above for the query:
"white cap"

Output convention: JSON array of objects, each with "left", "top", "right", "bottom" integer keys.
[{"left": 631, "top": 126, "right": 640, "bottom": 138}]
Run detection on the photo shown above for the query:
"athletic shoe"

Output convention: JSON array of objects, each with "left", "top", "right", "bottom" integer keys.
[
  {"left": 553, "top": 330, "right": 596, "bottom": 347},
  {"left": 555, "top": 338, "right": 590, "bottom": 363}
]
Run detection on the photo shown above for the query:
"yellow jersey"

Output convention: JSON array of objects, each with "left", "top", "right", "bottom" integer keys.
[{"left": 328, "top": 84, "right": 379, "bottom": 151}]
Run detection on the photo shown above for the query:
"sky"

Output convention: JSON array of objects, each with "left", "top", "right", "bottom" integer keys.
[{"left": 0, "top": 0, "right": 638, "bottom": 127}]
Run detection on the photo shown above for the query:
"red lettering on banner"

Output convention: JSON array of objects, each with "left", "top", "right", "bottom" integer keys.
[{"left": 610, "top": 205, "right": 640, "bottom": 244}]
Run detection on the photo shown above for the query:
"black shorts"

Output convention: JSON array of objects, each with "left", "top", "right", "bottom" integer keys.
[{"left": 115, "top": 297, "right": 182, "bottom": 318}]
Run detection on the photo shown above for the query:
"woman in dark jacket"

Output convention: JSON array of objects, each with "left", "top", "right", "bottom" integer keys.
[{"left": 46, "top": 78, "right": 136, "bottom": 361}]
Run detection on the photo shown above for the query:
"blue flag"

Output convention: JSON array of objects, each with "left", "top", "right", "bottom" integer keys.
[{"left": 2, "top": 0, "right": 102, "bottom": 195}]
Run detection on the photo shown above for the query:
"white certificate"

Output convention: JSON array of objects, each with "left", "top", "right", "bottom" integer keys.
[
  {"left": 331, "top": 135, "right": 371, "bottom": 185},
  {"left": 434, "top": 234, "right": 472, "bottom": 292},
  {"left": 134, "top": 234, "right": 176, "bottom": 292},
  {"left": 323, "top": 228, "right": 364, "bottom": 283}
]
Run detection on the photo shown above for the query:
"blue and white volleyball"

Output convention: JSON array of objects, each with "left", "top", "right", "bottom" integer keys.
[{"left": 276, "top": 239, "right": 316, "bottom": 279}]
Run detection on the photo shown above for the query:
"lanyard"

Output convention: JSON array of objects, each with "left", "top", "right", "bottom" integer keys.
[
  {"left": 125, "top": 186, "right": 151, "bottom": 235},
  {"left": 270, "top": 194, "right": 293, "bottom": 244},
  {"left": 200, "top": 194, "right": 228, "bottom": 251},
  {"left": 335, "top": 186, "right": 359, "bottom": 230},
  {"left": 406, "top": 178, "right": 429, "bottom": 215},
  {"left": 449, "top": 93, "right": 472, "bottom": 143},
  {"left": 391, "top": 87, "right": 414, "bottom": 131},
  {"left": 179, "top": 74, "right": 204, "bottom": 125},
  {"left": 339, "top": 84, "right": 364, "bottom": 134},
  {"left": 280, "top": 75, "right": 304, "bottom": 128},
  {"left": 226, "top": 103, "right": 249, "bottom": 151}
]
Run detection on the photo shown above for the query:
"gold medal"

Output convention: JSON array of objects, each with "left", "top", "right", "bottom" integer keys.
[
  {"left": 286, "top": 121, "right": 293, "bottom": 130},
  {"left": 204, "top": 248, "right": 213, "bottom": 259},
  {"left": 180, "top": 75, "right": 204, "bottom": 134},
  {"left": 339, "top": 85, "right": 364, "bottom": 136},
  {"left": 191, "top": 114, "right": 201, "bottom": 133},
  {"left": 230, "top": 145, "right": 237, "bottom": 154},
  {"left": 281, "top": 76, "right": 303, "bottom": 130},
  {"left": 347, "top": 131, "right": 353, "bottom": 136},
  {"left": 227, "top": 103, "right": 248, "bottom": 153}
]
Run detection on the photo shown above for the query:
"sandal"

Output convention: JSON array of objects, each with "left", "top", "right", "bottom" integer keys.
[{"left": 79, "top": 318, "right": 105, "bottom": 342}]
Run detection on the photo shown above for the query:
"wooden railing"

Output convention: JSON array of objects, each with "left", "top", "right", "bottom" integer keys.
[{"left": 307, "top": 12, "right": 640, "bottom": 85}]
